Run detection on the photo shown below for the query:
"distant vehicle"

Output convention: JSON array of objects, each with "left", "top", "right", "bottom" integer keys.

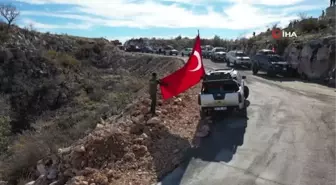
[
  {"left": 251, "top": 50, "right": 292, "bottom": 76},
  {"left": 210, "top": 47, "right": 226, "bottom": 62},
  {"left": 181, "top": 48, "right": 192, "bottom": 57},
  {"left": 198, "top": 68, "right": 249, "bottom": 118},
  {"left": 202, "top": 45, "right": 214, "bottom": 58},
  {"left": 141, "top": 46, "right": 154, "bottom": 53},
  {"left": 117, "top": 45, "right": 125, "bottom": 50},
  {"left": 153, "top": 47, "right": 163, "bottom": 54},
  {"left": 125, "top": 45, "right": 141, "bottom": 52},
  {"left": 163, "top": 45, "right": 179, "bottom": 55},
  {"left": 226, "top": 50, "right": 251, "bottom": 68}
]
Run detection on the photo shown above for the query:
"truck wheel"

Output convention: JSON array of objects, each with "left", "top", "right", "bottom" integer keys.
[
  {"left": 200, "top": 109, "right": 206, "bottom": 120},
  {"left": 244, "top": 86, "right": 249, "bottom": 99},
  {"left": 234, "top": 61, "right": 237, "bottom": 67},
  {"left": 252, "top": 64, "right": 258, "bottom": 75},
  {"left": 238, "top": 107, "right": 247, "bottom": 118}
]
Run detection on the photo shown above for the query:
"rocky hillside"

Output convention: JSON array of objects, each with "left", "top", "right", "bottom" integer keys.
[
  {"left": 17, "top": 88, "right": 203, "bottom": 185},
  {"left": 0, "top": 23, "right": 185, "bottom": 184}
]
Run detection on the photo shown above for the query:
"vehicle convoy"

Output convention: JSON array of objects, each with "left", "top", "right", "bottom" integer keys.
[
  {"left": 210, "top": 47, "right": 227, "bottom": 62},
  {"left": 163, "top": 45, "right": 179, "bottom": 55},
  {"left": 251, "top": 49, "right": 293, "bottom": 76},
  {"left": 226, "top": 50, "right": 251, "bottom": 68},
  {"left": 198, "top": 69, "right": 249, "bottom": 118},
  {"left": 181, "top": 48, "right": 192, "bottom": 57}
]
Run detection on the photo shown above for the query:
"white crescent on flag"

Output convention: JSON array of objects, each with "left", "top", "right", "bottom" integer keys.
[{"left": 189, "top": 50, "right": 201, "bottom": 72}]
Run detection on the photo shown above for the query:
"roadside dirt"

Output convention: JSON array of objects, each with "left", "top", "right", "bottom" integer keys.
[{"left": 43, "top": 84, "right": 203, "bottom": 185}]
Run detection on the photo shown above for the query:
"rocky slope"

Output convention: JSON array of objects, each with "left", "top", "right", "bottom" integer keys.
[
  {"left": 21, "top": 87, "right": 203, "bottom": 185},
  {"left": 0, "top": 23, "right": 186, "bottom": 184}
]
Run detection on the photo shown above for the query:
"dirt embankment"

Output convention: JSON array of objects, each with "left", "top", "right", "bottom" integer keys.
[
  {"left": 19, "top": 85, "right": 202, "bottom": 185},
  {"left": 0, "top": 23, "right": 190, "bottom": 185}
]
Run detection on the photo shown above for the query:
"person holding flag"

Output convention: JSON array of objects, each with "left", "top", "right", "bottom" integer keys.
[{"left": 159, "top": 32, "right": 205, "bottom": 100}]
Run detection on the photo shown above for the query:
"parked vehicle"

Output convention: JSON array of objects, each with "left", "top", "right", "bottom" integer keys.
[
  {"left": 125, "top": 45, "right": 141, "bottom": 52},
  {"left": 163, "top": 45, "right": 179, "bottom": 55},
  {"left": 226, "top": 50, "right": 251, "bottom": 68},
  {"left": 201, "top": 45, "right": 214, "bottom": 58},
  {"left": 198, "top": 68, "right": 249, "bottom": 118},
  {"left": 141, "top": 46, "right": 154, "bottom": 53},
  {"left": 181, "top": 48, "right": 192, "bottom": 57},
  {"left": 251, "top": 50, "right": 292, "bottom": 76},
  {"left": 210, "top": 47, "right": 226, "bottom": 62}
]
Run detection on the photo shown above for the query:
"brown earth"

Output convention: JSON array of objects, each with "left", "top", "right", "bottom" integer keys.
[{"left": 28, "top": 84, "right": 203, "bottom": 185}]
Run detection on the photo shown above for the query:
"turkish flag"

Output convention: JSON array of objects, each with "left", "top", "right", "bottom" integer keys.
[{"left": 159, "top": 34, "right": 205, "bottom": 100}]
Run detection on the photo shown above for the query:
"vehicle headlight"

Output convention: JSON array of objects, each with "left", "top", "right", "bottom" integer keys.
[{"left": 271, "top": 62, "right": 276, "bottom": 64}]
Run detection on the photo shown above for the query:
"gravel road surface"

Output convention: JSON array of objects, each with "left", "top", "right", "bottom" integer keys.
[{"left": 156, "top": 58, "right": 336, "bottom": 185}]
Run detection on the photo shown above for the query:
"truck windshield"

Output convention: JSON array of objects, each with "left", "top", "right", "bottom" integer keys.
[
  {"left": 203, "top": 81, "right": 239, "bottom": 93},
  {"left": 268, "top": 55, "right": 284, "bottom": 61},
  {"left": 236, "top": 52, "right": 247, "bottom": 57},
  {"left": 216, "top": 49, "right": 225, "bottom": 52}
]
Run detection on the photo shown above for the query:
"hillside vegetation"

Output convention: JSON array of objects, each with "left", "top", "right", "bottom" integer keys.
[{"left": 0, "top": 21, "right": 184, "bottom": 184}]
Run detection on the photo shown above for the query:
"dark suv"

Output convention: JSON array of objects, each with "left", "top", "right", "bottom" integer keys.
[{"left": 251, "top": 50, "right": 291, "bottom": 76}]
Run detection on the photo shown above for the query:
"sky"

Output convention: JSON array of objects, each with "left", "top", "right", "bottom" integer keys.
[{"left": 0, "top": 0, "right": 328, "bottom": 43}]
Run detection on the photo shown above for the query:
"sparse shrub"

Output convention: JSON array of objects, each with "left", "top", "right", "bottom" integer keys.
[
  {"left": 1, "top": 131, "right": 53, "bottom": 183},
  {"left": 318, "top": 19, "right": 328, "bottom": 30},
  {"left": 46, "top": 49, "right": 57, "bottom": 59},
  {"left": 0, "top": 30, "right": 9, "bottom": 43},
  {"left": 299, "top": 18, "right": 319, "bottom": 33},
  {"left": 275, "top": 38, "right": 290, "bottom": 55},
  {"left": 45, "top": 50, "right": 80, "bottom": 67},
  {"left": 58, "top": 52, "right": 79, "bottom": 67},
  {"left": 0, "top": 116, "right": 11, "bottom": 152}
]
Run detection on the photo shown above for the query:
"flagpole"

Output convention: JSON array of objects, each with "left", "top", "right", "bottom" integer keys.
[{"left": 197, "top": 29, "right": 199, "bottom": 36}]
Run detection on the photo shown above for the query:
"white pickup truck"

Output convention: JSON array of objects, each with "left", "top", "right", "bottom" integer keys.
[{"left": 198, "top": 69, "right": 249, "bottom": 118}]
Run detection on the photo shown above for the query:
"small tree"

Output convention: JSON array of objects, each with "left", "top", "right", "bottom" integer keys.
[
  {"left": 0, "top": 4, "right": 20, "bottom": 32},
  {"left": 298, "top": 12, "right": 307, "bottom": 20},
  {"left": 253, "top": 32, "right": 256, "bottom": 37}
]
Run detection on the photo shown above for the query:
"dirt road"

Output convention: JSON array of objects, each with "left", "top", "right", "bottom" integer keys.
[{"left": 156, "top": 58, "right": 336, "bottom": 185}]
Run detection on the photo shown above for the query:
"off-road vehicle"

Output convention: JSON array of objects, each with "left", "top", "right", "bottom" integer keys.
[{"left": 198, "top": 69, "right": 249, "bottom": 119}]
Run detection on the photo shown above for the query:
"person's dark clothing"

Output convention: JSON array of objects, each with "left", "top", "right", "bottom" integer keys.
[{"left": 149, "top": 78, "right": 167, "bottom": 115}]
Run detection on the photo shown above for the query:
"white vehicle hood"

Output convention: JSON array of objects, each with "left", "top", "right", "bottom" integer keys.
[
  {"left": 215, "top": 52, "right": 226, "bottom": 55},
  {"left": 272, "top": 61, "right": 288, "bottom": 65},
  {"left": 236, "top": 56, "right": 250, "bottom": 60}
]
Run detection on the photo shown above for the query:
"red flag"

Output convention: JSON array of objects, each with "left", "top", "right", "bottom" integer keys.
[{"left": 159, "top": 34, "right": 205, "bottom": 100}]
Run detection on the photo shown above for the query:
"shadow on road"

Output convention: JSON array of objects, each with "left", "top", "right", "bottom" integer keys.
[
  {"left": 255, "top": 73, "right": 335, "bottom": 88},
  {"left": 158, "top": 103, "right": 249, "bottom": 185},
  {"left": 230, "top": 65, "right": 251, "bottom": 71},
  {"left": 189, "top": 111, "right": 248, "bottom": 162}
]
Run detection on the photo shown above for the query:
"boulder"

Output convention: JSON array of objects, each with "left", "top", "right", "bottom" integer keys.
[{"left": 147, "top": 117, "right": 161, "bottom": 124}]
